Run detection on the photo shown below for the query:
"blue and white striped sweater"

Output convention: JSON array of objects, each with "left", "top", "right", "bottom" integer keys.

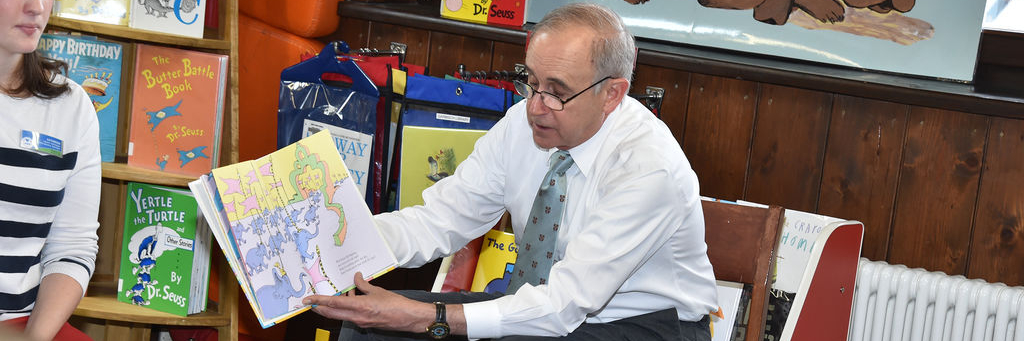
[{"left": 0, "top": 75, "right": 100, "bottom": 320}]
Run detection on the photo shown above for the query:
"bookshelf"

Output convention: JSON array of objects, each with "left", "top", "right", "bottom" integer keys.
[{"left": 47, "top": 0, "right": 240, "bottom": 340}]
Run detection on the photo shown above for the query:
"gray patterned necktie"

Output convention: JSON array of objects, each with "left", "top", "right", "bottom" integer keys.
[{"left": 508, "top": 150, "right": 574, "bottom": 293}]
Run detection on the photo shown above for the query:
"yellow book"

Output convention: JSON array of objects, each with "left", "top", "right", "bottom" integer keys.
[
  {"left": 470, "top": 229, "right": 518, "bottom": 293},
  {"left": 440, "top": 0, "right": 526, "bottom": 27},
  {"left": 53, "top": 0, "right": 130, "bottom": 26}
]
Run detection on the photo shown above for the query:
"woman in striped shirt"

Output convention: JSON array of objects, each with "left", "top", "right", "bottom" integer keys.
[{"left": 1, "top": 0, "right": 101, "bottom": 340}]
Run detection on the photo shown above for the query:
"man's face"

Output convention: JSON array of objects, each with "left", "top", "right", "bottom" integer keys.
[{"left": 524, "top": 27, "right": 610, "bottom": 151}]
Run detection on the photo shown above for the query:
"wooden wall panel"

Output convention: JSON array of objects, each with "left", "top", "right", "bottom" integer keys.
[
  {"left": 744, "top": 85, "right": 832, "bottom": 212},
  {"left": 889, "top": 108, "right": 988, "bottom": 275},
  {"left": 335, "top": 14, "right": 1024, "bottom": 287},
  {"left": 427, "top": 31, "right": 492, "bottom": 78},
  {"left": 817, "top": 95, "right": 908, "bottom": 261},
  {"left": 682, "top": 74, "right": 758, "bottom": 200},
  {"left": 367, "top": 22, "right": 430, "bottom": 68},
  {"left": 324, "top": 17, "right": 369, "bottom": 48},
  {"left": 490, "top": 41, "right": 524, "bottom": 72},
  {"left": 968, "top": 117, "right": 1024, "bottom": 286},
  {"left": 633, "top": 64, "right": 691, "bottom": 145}
]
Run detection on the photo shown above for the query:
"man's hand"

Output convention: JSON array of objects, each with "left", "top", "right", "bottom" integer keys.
[{"left": 303, "top": 272, "right": 434, "bottom": 333}]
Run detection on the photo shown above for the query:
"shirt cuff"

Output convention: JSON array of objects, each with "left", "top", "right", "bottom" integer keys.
[
  {"left": 463, "top": 300, "right": 503, "bottom": 339},
  {"left": 41, "top": 261, "right": 92, "bottom": 297}
]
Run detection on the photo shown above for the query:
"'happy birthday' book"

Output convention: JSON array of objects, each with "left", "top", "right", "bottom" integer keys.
[
  {"left": 37, "top": 33, "right": 124, "bottom": 162},
  {"left": 127, "top": 43, "right": 226, "bottom": 177}
]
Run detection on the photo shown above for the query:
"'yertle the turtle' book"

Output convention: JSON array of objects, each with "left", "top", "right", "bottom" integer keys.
[{"left": 117, "top": 182, "right": 212, "bottom": 316}]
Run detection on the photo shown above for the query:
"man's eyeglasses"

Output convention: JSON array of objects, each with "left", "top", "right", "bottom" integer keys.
[{"left": 514, "top": 76, "right": 612, "bottom": 111}]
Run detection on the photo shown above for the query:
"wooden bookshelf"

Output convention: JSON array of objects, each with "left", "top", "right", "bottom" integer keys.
[
  {"left": 53, "top": 0, "right": 240, "bottom": 340},
  {"left": 74, "top": 295, "right": 231, "bottom": 327},
  {"left": 48, "top": 17, "right": 232, "bottom": 50},
  {"left": 101, "top": 163, "right": 196, "bottom": 187}
]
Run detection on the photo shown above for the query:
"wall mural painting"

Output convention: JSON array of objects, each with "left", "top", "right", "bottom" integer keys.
[
  {"left": 689, "top": 0, "right": 932, "bottom": 45},
  {"left": 527, "top": 0, "right": 984, "bottom": 81}
]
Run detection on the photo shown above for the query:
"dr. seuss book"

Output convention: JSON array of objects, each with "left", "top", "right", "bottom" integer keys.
[
  {"left": 129, "top": 0, "right": 206, "bottom": 38},
  {"left": 440, "top": 0, "right": 527, "bottom": 27},
  {"left": 37, "top": 34, "right": 124, "bottom": 162},
  {"left": 188, "top": 130, "right": 398, "bottom": 328},
  {"left": 470, "top": 229, "right": 517, "bottom": 294},
  {"left": 52, "top": 0, "right": 130, "bottom": 26},
  {"left": 127, "top": 44, "right": 226, "bottom": 177},
  {"left": 117, "top": 182, "right": 212, "bottom": 316}
]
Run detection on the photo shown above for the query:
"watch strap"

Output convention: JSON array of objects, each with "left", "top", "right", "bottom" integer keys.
[{"left": 434, "top": 302, "right": 446, "bottom": 323}]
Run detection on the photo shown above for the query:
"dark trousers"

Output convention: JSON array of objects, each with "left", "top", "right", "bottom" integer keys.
[{"left": 337, "top": 290, "right": 710, "bottom": 341}]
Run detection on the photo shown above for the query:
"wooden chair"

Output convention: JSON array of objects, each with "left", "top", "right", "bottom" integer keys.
[{"left": 702, "top": 200, "right": 784, "bottom": 341}]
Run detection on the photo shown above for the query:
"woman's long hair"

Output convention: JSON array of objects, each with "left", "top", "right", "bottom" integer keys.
[{"left": 5, "top": 51, "right": 70, "bottom": 99}]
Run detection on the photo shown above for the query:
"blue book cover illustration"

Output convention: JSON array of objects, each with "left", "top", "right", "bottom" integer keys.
[{"left": 37, "top": 33, "right": 123, "bottom": 162}]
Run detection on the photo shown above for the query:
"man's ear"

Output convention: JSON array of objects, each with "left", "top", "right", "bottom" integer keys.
[{"left": 602, "top": 78, "right": 631, "bottom": 115}]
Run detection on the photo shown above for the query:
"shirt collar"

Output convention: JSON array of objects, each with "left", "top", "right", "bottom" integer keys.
[{"left": 558, "top": 100, "right": 622, "bottom": 179}]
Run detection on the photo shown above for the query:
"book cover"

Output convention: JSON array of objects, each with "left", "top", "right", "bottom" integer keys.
[
  {"left": 305, "top": 121, "right": 373, "bottom": 198},
  {"left": 117, "top": 182, "right": 212, "bottom": 316},
  {"left": 470, "top": 229, "right": 517, "bottom": 294},
  {"left": 127, "top": 43, "right": 226, "bottom": 177},
  {"left": 129, "top": 0, "right": 206, "bottom": 38},
  {"left": 53, "top": 0, "right": 130, "bottom": 26},
  {"left": 37, "top": 33, "right": 124, "bottom": 163},
  {"left": 189, "top": 130, "right": 398, "bottom": 328},
  {"left": 397, "top": 110, "right": 496, "bottom": 209},
  {"left": 440, "top": 0, "right": 526, "bottom": 27},
  {"left": 773, "top": 209, "right": 843, "bottom": 293},
  {"left": 734, "top": 200, "right": 843, "bottom": 293}
]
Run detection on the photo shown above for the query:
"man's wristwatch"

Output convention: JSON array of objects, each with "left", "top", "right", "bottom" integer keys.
[{"left": 427, "top": 302, "right": 450, "bottom": 339}]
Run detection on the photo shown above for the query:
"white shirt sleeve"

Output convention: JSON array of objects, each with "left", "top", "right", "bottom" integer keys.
[
  {"left": 375, "top": 116, "right": 512, "bottom": 268},
  {"left": 40, "top": 85, "right": 101, "bottom": 294}
]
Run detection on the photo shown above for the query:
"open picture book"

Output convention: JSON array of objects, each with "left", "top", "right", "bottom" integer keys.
[{"left": 189, "top": 130, "right": 398, "bottom": 328}]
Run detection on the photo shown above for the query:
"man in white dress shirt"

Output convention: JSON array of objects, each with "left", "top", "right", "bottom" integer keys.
[{"left": 304, "top": 3, "right": 718, "bottom": 340}]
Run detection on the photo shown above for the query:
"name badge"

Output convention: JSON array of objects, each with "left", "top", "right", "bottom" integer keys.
[{"left": 20, "top": 130, "right": 63, "bottom": 157}]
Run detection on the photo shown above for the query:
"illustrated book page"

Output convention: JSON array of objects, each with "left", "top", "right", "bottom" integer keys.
[{"left": 192, "top": 130, "right": 398, "bottom": 327}]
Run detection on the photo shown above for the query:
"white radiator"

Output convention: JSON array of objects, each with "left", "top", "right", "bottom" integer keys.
[{"left": 848, "top": 258, "right": 1024, "bottom": 341}]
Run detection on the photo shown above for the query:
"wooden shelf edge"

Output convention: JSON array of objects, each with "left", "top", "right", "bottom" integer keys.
[
  {"left": 48, "top": 17, "right": 231, "bottom": 50},
  {"left": 74, "top": 295, "right": 230, "bottom": 327},
  {"left": 101, "top": 163, "right": 198, "bottom": 187}
]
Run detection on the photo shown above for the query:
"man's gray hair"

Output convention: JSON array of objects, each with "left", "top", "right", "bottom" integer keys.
[{"left": 532, "top": 3, "right": 636, "bottom": 85}]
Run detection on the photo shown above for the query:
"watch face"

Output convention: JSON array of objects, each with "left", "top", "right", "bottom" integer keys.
[{"left": 429, "top": 322, "right": 450, "bottom": 339}]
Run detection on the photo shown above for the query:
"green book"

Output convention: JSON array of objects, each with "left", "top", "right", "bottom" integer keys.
[{"left": 117, "top": 182, "right": 212, "bottom": 316}]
